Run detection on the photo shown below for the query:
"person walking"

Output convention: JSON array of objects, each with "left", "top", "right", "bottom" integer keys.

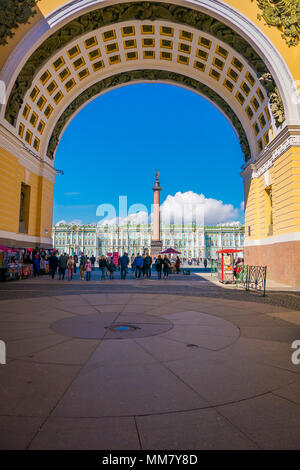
[
  {"left": 90, "top": 254, "right": 96, "bottom": 270},
  {"left": 79, "top": 253, "right": 86, "bottom": 280},
  {"left": 175, "top": 256, "right": 181, "bottom": 274},
  {"left": 163, "top": 255, "right": 171, "bottom": 280},
  {"left": 133, "top": 253, "right": 143, "bottom": 279},
  {"left": 33, "top": 254, "right": 40, "bottom": 277},
  {"left": 40, "top": 256, "right": 46, "bottom": 275},
  {"left": 107, "top": 258, "right": 116, "bottom": 280},
  {"left": 73, "top": 253, "right": 78, "bottom": 273},
  {"left": 141, "top": 254, "right": 146, "bottom": 278},
  {"left": 144, "top": 253, "right": 153, "bottom": 278},
  {"left": 58, "top": 253, "right": 68, "bottom": 280},
  {"left": 85, "top": 257, "right": 92, "bottom": 281},
  {"left": 155, "top": 255, "right": 163, "bottom": 280},
  {"left": 98, "top": 255, "right": 107, "bottom": 280},
  {"left": 49, "top": 252, "right": 59, "bottom": 279},
  {"left": 67, "top": 256, "right": 74, "bottom": 280},
  {"left": 204, "top": 258, "right": 208, "bottom": 271},
  {"left": 119, "top": 252, "right": 129, "bottom": 280},
  {"left": 131, "top": 254, "right": 135, "bottom": 273}
]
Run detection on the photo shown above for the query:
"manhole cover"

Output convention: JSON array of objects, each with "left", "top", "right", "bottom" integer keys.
[
  {"left": 51, "top": 313, "right": 173, "bottom": 339},
  {"left": 106, "top": 324, "right": 140, "bottom": 332}
]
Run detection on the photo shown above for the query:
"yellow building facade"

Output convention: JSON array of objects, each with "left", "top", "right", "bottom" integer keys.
[{"left": 0, "top": 0, "right": 299, "bottom": 285}]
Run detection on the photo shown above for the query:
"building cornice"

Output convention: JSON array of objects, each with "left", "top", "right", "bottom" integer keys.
[
  {"left": 241, "top": 125, "right": 300, "bottom": 180},
  {"left": 0, "top": 124, "right": 57, "bottom": 182}
]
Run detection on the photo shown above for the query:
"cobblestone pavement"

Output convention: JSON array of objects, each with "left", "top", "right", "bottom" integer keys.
[
  {"left": 0, "top": 271, "right": 300, "bottom": 449},
  {"left": 1, "top": 268, "right": 299, "bottom": 310}
]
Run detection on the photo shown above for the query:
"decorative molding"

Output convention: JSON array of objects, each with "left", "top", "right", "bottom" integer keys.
[
  {"left": 4, "top": 1, "right": 284, "bottom": 127},
  {"left": 0, "top": 229, "right": 52, "bottom": 246},
  {"left": 253, "top": 134, "right": 300, "bottom": 177},
  {"left": 0, "top": 0, "right": 38, "bottom": 46},
  {"left": 252, "top": 0, "right": 300, "bottom": 47},
  {"left": 245, "top": 231, "right": 300, "bottom": 246},
  {"left": 46, "top": 69, "right": 251, "bottom": 162}
]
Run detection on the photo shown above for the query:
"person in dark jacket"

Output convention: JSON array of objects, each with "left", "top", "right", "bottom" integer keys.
[
  {"left": 175, "top": 256, "right": 181, "bottom": 274},
  {"left": 144, "top": 254, "right": 153, "bottom": 278},
  {"left": 58, "top": 253, "right": 69, "bottom": 280},
  {"left": 155, "top": 255, "right": 163, "bottom": 280},
  {"left": 49, "top": 252, "right": 59, "bottom": 279},
  {"left": 33, "top": 255, "right": 40, "bottom": 277},
  {"left": 163, "top": 256, "right": 171, "bottom": 280},
  {"left": 119, "top": 253, "right": 130, "bottom": 280},
  {"left": 107, "top": 258, "right": 116, "bottom": 280},
  {"left": 133, "top": 254, "right": 143, "bottom": 279},
  {"left": 73, "top": 253, "right": 78, "bottom": 273},
  {"left": 98, "top": 255, "right": 107, "bottom": 280},
  {"left": 90, "top": 255, "right": 96, "bottom": 270}
]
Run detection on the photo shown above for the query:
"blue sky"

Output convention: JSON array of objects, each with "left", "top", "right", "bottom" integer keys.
[{"left": 53, "top": 83, "right": 245, "bottom": 224}]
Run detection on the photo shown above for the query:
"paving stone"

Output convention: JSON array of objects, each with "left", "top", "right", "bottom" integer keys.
[
  {"left": 55, "top": 305, "right": 101, "bottom": 316},
  {"left": 240, "top": 325, "right": 300, "bottom": 343},
  {"left": 162, "top": 310, "right": 231, "bottom": 326},
  {"left": 161, "top": 325, "right": 239, "bottom": 350},
  {"left": 29, "top": 416, "right": 140, "bottom": 450},
  {"left": 87, "top": 339, "right": 157, "bottom": 367},
  {"left": 272, "top": 379, "right": 300, "bottom": 405},
  {"left": 25, "top": 338, "right": 100, "bottom": 365},
  {"left": 136, "top": 409, "right": 259, "bottom": 450},
  {"left": 134, "top": 335, "right": 212, "bottom": 362},
  {"left": 93, "top": 304, "right": 125, "bottom": 314},
  {"left": 0, "top": 360, "right": 80, "bottom": 416},
  {"left": 166, "top": 353, "right": 297, "bottom": 406},
  {"left": 216, "top": 337, "right": 300, "bottom": 374},
  {"left": 52, "top": 362, "right": 208, "bottom": 417},
  {"left": 0, "top": 327, "right": 53, "bottom": 342},
  {"left": 0, "top": 416, "right": 44, "bottom": 450},
  {"left": 0, "top": 308, "right": 75, "bottom": 323},
  {"left": 6, "top": 333, "right": 70, "bottom": 359},
  {"left": 217, "top": 393, "right": 300, "bottom": 449}
]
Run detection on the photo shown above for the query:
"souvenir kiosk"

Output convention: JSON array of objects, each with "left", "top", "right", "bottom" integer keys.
[{"left": 217, "top": 249, "right": 243, "bottom": 284}]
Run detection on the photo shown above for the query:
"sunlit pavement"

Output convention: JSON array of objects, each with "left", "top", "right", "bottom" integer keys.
[{"left": 0, "top": 271, "right": 300, "bottom": 449}]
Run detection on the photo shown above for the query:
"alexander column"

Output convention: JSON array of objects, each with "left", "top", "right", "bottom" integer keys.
[{"left": 150, "top": 171, "right": 163, "bottom": 257}]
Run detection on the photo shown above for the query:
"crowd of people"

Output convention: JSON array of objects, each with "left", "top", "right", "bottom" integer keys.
[{"left": 46, "top": 252, "right": 183, "bottom": 281}]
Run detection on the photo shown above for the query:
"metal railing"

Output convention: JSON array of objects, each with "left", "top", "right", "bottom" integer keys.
[{"left": 236, "top": 265, "right": 267, "bottom": 296}]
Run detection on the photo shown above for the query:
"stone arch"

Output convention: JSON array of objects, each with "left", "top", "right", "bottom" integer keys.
[
  {"left": 0, "top": 0, "right": 299, "bottom": 286},
  {"left": 1, "top": 2, "right": 291, "bottom": 165}
]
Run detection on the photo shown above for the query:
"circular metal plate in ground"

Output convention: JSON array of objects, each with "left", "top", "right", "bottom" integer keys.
[
  {"left": 107, "top": 324, "right": 140, "bottom": 332},
  {"left": 51, "top": 312, "right": 173, "bottom": 339}
]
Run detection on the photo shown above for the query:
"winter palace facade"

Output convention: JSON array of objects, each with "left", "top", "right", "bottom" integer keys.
[{"left": 52, "top": 223, "right": 245, "bottom": 260}]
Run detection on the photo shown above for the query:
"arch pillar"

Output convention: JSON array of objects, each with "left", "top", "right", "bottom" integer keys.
[{"left": 242, "top": 126, "right": 300, "bottom": 286}]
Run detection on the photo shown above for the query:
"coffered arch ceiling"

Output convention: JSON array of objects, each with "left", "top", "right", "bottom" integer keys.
[{"left": 2, "top": 2, "right": 289, "bottom": 164}]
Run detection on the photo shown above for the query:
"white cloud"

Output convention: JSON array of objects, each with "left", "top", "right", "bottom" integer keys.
[
  {"left": 160, "top": 191, "right": 240, "bottom": 225},
  {"left": 99, "top": 191, "right": 241, "bottom": 226},
  {"left": 98, "top": 211, "right": 149, "bottom": 226},
  {"left": 55, "top": 220, "right": 67, "bottom": 226},
  {"left": 55, "top": 219, "right": 84, "bottom": 226},
  {"left": 217, "top": 221, "right": 241, "bottom": 227},
  {"left": 70, "top": 219, "right": 83, "bottom": 225}
]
